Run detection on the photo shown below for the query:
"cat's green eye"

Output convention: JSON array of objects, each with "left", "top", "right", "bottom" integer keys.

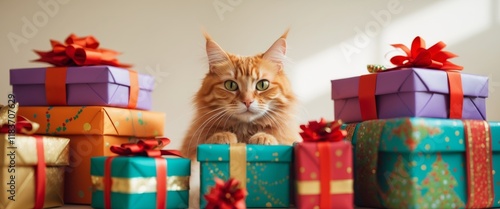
[
  {"left": 224, "top": 80, "right": 238, "bottom": 91},
  {"left": 256, "top": 79, "right": 270, "bottom": 91}
]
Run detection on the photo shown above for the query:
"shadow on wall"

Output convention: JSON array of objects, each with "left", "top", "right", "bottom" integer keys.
[{"left": 291, "top": 0, "right": 500, "bottom": 122}]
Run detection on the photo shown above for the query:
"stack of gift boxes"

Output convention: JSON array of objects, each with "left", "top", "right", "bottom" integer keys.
[
  {"left": 8, "top": 33, "right": 497, "bottom": 209},
  {"left": 197, "top": 120, "right": 354, "bottom": 209},
  {"left": 331, "top": 36, "right": 500, "bottom": 208},
  {"left": 1, "top": 103, "right": 70, "bottom": 209},
  {"left": 5, "top": 34, "right": 191, "bottom": 209}
]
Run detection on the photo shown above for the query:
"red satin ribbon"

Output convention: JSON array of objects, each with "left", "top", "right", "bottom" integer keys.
[
  {"left": 0, "top": 116, "right": 36, "bottom": 134},
  {"left": 45, "top": 67, "right": 67, "bottom": 105},
  {"left": 318, "top": 142, "right": 331, "bottom": 209},
  {"left": 390, "top": 36, "right": 463, "bottom": 71},
  {"left": 155, "top": 159, "right": 167, "bottom": 209},
  {"left": 300, "top": 119, "right": 346, "bottom": 142},
  {"left": 109, "top": 138, "right": 182, "bottom": 157},
  {"left": 33, "top": 34, "right": 131, "bottom": 68},
  {"left": 103, "top": 138, "right": 182, "bottom": 209},
  {"left": 204, "top": 178, "right": 247, "bottom": 209},
  {"left": 447, "top": 72, "right": 463, "bottom": 118},
  {"left": 34, "top": 136, "right": 46, "bottom": 209},
  {"left": 358, "top": 74, "right": 378, "bottom": 121},
  {"left": 127, "top": 70, "right": 139, "bottom": 109},
  {"left": 104, "top": 157, "right": 114, "bottom": 209},
  {"left": 464, "top": 120, "right": 494, "bottom": 208}
]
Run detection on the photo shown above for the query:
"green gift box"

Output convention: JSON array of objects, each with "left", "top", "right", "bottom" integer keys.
[
  {"left": 197, "top": 144, "right": 293, "bottom": 208},
  {"left": 90, "top": 156, "right": 190, "bottom": 209},
  {"left": 345, "top": 117, "right": 500, "bottom": 209}
]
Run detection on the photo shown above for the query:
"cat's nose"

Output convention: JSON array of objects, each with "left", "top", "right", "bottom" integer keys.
[{"left": 243, "top": 100, "right": 254, "bottom": 108}]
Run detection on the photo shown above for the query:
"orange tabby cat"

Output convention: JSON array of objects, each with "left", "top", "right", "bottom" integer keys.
[
  {"left": 180, "top": 30, "right": 301, "bottom": 160},
  {"left": 181, "top": 31, "right": 300, "bottom": 209}
]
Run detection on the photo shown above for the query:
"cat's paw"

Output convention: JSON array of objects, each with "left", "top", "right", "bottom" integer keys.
[
  {"left": 206, "top": 132, "right": 238, "bottom": 144},
  {"left": 248, "top": 132, "right": 278, "bottom": 145}
]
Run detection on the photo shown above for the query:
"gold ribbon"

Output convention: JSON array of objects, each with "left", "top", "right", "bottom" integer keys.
[
  {"left": 296, "top": 179, "right": 353, "bottom": 195},
  {"left": 91, "top": 176, "right": 189, "bottom": 193},
  {"left": 229, "top": 143, "right": 247, "bottom": 189}
]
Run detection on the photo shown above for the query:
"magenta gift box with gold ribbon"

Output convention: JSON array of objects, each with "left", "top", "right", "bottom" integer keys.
[
  {"left": 344, "top": 117, "right": 500, "bottom": 209},
  {"left": 10, "top": 66, "right": 154, "bottom": 110}
]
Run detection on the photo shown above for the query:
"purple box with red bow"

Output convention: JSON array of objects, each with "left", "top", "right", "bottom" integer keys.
[
  {"left": 331, "top": 37, "right": 489, "bottom": 123},
  {"left": 10, "top": 66, "right": 155, "bottom": 110},
  {"left": 9, "top": 34, "right": 154, "bottom": 110},
  {"left": 331, "top": 68, "right": 488, "bottom": 123}
]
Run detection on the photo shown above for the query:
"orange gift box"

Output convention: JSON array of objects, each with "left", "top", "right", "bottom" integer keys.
[
  {"left": 17, "top": 106, "right": 164, "bottom": 137},
  {"left": 63, "top": 135, "right": 138, "bottom": 204}
]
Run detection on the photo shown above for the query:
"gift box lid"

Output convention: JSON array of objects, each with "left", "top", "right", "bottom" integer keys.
[
  {"left": 91, "top": 156, "right": 190, "bottom": 178},
  {"left": 349, "top": 118, "right": 500, "bottom": 153},
  {"left": 197, "top": 144, "right": 293, "bottom": 162},
  {"left": 1, "top": 134, "right": 69, "bottom": 166},
  {"left": 10, "top": 66, "right": 154, "bottom": 91},
  {"left": 331, "top": 68, "right": 488, "bottom": 100}
]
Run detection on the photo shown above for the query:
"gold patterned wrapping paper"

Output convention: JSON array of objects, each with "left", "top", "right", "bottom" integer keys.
[{"left": 0, "top": 134, "right": 69, "bottom": 209}]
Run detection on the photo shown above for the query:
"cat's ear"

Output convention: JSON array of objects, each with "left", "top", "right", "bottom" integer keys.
[
  {"left": 204, "top": 32, "right": 230, "bottom": 71},
  {"left": 263, "top": 30, "right": 289, "bottom": 71}
]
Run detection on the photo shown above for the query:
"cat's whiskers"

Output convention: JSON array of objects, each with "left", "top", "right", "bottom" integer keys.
[
  {"left": 187, "top": 107, "right": 227, "bottom": 157},
  {"left": 187, "top": 105, "right": 226, "bottom": 126},
  {"left": 200, "top": 107, "right": 237, "bottom": 143},
  {"left": 262, "top": 108, "right": 288, "bottom": 137},
  {"left": 217, "top": 105, "right": 239, "bottom": 130}
]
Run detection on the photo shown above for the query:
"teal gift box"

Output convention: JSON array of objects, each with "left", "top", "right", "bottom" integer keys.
[
  {"left": 197, "top": 144, "right": 293, "bottom": 208},
  {"left": 345, "top": 117, "right": 500, "bottom": 209},
  {"left": 90, "top": 156, "right": 190, "bottom": 209}
]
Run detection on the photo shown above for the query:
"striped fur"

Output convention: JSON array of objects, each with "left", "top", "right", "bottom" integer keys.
[{"left": 181, "top": 31, "right": 300, "bottom": 160}]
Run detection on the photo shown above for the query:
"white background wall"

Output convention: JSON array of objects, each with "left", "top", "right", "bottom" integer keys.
[{"left": 1, "top": 0, "right": 499, "bottom": 149}]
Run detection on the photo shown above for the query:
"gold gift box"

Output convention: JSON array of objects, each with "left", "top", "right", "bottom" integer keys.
[{"left": 0, "top": 134, "right": 69, "bottom": 209}]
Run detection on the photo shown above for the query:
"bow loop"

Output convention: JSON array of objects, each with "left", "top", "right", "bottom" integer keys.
[
  {"left": 33, "top": 34, "right": 131, "bottom": 68},
  {"left": 110, "top": 138, "right": 183, "bottom": 158},
  {"left": 300, "top": 118, "right": 346, "bottom": 142},
  {"left": 65, "top": 33, "right": 99, "bottom": 49},
  {"left": 0, "top": 103, "right": 40, "bottom": 135},
  {"left": 204, "top": 178, "right": 247, "bottom": 209},
  {"left": 388, "top": 36, "right": 463, "bottom": 71}
]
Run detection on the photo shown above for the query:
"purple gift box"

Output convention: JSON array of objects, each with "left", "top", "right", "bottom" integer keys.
[
  {"left": 10, "top": 66, "right": 154, "bottom": 110},
  {"left": 331, "top": 67, "right": 488, "bottom": 123}
]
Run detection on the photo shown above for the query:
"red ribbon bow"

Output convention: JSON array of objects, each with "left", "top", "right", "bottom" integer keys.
[
  {"left": 300, "top": 118, "right": 346, "bottom": 142},
  {"left": 33, "top": 34, "right": 131, "bottom": 67},
  {"left": 204, "top": 177, "right": 247, "bottom": 209},
  {"left": 389, "top": 36, "right": 463, "bottom": 71},
  {"left": 110, "top": 138, "right": 183, "bottom": 158},
  {"left": 104, "top": 138, "right": 182, "bottom": 209},
  {"left": 0, "top": 115, "right": 38, "bottom": 134}
]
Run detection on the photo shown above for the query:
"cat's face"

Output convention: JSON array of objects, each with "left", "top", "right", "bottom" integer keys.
[{"left": 197, "top": 32, "right": 294, "bottom": 123}]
